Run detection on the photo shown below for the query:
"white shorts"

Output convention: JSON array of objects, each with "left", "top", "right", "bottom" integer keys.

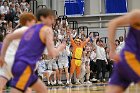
[
  {"left": 48, "top": 62, "right": 58, "bottom": 70},
  {"left": 43, "top": 70, "right": 54, "bottom": 77},
  {"left": 58, "top": 62, "right": 68, "bottom": 69},
  {"left": 0, "top": 54, "right": 14, "bottom": 80}
]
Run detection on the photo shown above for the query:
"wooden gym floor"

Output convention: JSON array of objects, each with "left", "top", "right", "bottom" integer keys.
[{"left": 3, "top": 83, "right": 140, "bottom": 93}]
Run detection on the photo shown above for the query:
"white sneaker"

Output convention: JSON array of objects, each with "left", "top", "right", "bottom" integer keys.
[
  {"left": 66, "top": 81, "right": 69, "bottom": 84},
  {"left": 86, "top": 81, "right": 92, "bottom": 84},
  {"left": 66, "top": 82, "right": 70, "bottom": 85},
  {"left": 58, "top": 81, "right": 64, "bottom": 85},
  {"left": 75, "top": 81, "right": 81, "bottom": 85},
  {"left": 97, "top": 79, "right": 100, "bottom": 82},
  {"left": 91, "top": 78, "right": 97, "bottom": 81},
  {"left": 51, "top": 81, "right": 56, "bottom": 85},
  {"left": 47, "top": 81, "right": 50, "bottom": 85},
  {"left": 103, "top": 79, "right": 106, "bottom": 82}
]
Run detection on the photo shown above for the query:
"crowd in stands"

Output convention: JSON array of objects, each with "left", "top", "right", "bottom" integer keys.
[
  {"left": 0, "top": 0, "right": 31, "bottom": 39},
  {"left": 37, "top": 17, "right": 125, "bottom": 85},
  {"left": 0, "top": 0, "right": 125, "bottom": 86}
]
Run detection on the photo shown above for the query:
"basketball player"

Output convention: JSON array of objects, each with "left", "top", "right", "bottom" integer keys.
[
  {"left": 67, "top": 30, "right": 90, "bottom": 85},
  {"left": 106, "top": 10, "right": 140, "bottom": 93},
  {"left": 0, "top": 13, "right": 36, "bottom": 93},
  {"left": 37, "top": 55, "right": 56, "bottom": 86},
  {"left": 58, "top": 39, "right": 70, "bottom": 85},
  {"left": 0, "top": 8, "right": 65, "bottom": 93}
]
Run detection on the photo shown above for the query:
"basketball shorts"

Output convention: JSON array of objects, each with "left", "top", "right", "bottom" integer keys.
[
  {"left": 109, "top": 51, "right": 140, "bottom": 90},
  {"left": 48, "top": 62, "right": 58, "bottom": 70},
  {"left": 11, "top": 61, "right": 38, "bottom": 92},
  {"left": 44, "top": 70, "right": 54, "bottom": 77},
  {"left": 58, "top": 62, "right": 69, "bottom": 69},
  {"left": 0, "top": 53, "right": 14, "bottom": 80}
]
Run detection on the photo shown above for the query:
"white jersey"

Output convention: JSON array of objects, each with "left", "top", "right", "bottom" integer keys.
[
  {"left": 58, "top": 49, "right": 69, "bottom": 63},
  {"left": 0, "top": 26, "right": 28, "bottom": 80},
  {"left": 5, "top": 26, "right": 28, "bottom": 61}
]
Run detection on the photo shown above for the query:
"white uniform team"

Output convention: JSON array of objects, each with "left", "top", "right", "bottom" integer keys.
[{"left": 0, "top": 27, "right": 28, "bottom": 80}]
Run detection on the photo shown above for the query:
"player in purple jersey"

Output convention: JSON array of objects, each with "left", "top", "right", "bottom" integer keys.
[
  {"left": 0, "top": 13, "right": 36, "bottom": 93},
  {"left": 0, "top": 8, "right": 65, "bottom": 93},
  {"left": 105, "top": 10, "right": 140, "bottom": 93}
]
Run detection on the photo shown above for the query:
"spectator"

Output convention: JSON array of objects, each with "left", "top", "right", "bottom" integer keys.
[
  {"left": 48, "top": 58, "right": 62, "bottom": 85},
  {"left": 90, "top": 47, "right": 97, "bottom": 81},
  {"left": 119, "top": 36, "right": 125, "bottom": 48},
  {"left": 0, "top": 0, "right": 3, "bottom": 7},
  {"left": 14, "top": 4, "right": 22, "bottom": 22},
  {"left": 9, "top": 0, "right": 18, "bottom": 5},
  {"left": 58, "top": 41, "right": 70, "bottom": 85},
  {"left": 7, "top": 3, "right": 15, "bottom": 22},
  {"left": 79, "top": 30, "right": 85, "bottom": 39},
  {"left": 0, "top": 14, "right": 6, "bottom": 24},
  {"left": 83, "top": 52, "right": 92, "bottom": 84},
  {"left": 85, "top": 42, "right": 92, "bottom": 52},
  {"left": 37, "top": 55, "right": 56, "bottom": 86},
  {"left": 94, "top": 36, "right": 107, "bottom": 82},
  {"left": 68, "top": 30, "right": 90, "bottom": 85},
  {"left": 80, "top": 51, "right": 86, "bottom": 83},
  {"left": 20, "top": 0, "right": 28, "bottom": 10},
  {"left": 105, "top": 47, "right": 113, "bottom": 80},
  {"left": 71, "top": 30, "right": 77, "bottom": 38},
  {"left": 58, "top": 29, "right": 65, "bottom": 40},
  {"left": 0, "top": 1, "right": 9, "bottom": 14},
  {"left": 6, "top": 21, "right": 13, "bottom": 34},
  {"left": 89, "top": 32, "right": 94, "bottom": 42},
  {"left": 115, "top": 39, "right": 121, "bottom": 53}
]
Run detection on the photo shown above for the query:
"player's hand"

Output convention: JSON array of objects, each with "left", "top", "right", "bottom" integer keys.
[
  {"left": 0, "top": 56, "right": 5, "bottom": 67},
  {"left": 109, "top": 52, "right": 120, "bottom": 62}
]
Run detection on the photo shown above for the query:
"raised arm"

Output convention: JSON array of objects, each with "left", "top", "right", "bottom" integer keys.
[
  {"left": 108, "top": 10, "right": 140, "bottom": 61},
  {"left": 108, "top": 10, "right": 140, "bottom": 53},
  {"left": 42, "top": 27, "right": 66, "bottom": 58},
  {"left": 82, "top": 37, "right": 90, "bottom": 47}
]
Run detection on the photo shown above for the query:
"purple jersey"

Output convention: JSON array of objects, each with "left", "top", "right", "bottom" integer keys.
[
  {"left": 109, "top": 27, "right": 140, "bottom": 89},
  {"left": 15, "top": 24, "right": 46, "bottom": 69},
  {"left": 120, "top": 27, "right": 140, "bottom": 60},
  {"left": 0, "top": 42, "right": 2, "bottom": 52}
]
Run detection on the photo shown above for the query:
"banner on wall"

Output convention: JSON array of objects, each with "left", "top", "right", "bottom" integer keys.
[
  {"left": 65, "top": 0, "right": 84, "bottom": 15},
  {"left": 105, "top": 0, "right": 128, "bottom": 13}
]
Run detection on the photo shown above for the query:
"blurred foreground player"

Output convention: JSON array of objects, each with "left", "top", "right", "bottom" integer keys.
[
  {"left": 106, "top": 10, "right": 140, "bottom": 93},
  {"left": 0, "top": 8, "right": 65, "bottom": 93},
  {"left": 0, "top": 13, "right": 36, "bottom": 93}
]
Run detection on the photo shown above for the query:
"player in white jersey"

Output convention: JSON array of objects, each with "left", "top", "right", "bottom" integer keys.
[
  {"left": 0, "top": 13, "right": 36, "bottom": 93},
  {"left": 37, "top": 55, "right": 56, "bottom": 86},
  {"left": 58, "top": 45, "right": 70, "bottom": 85}
]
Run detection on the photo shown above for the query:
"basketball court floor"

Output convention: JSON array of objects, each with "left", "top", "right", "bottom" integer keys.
[
  {"left": 47, "top": 84, "right": 140, "bottom": 93},
  {"left": 3, "top": 83, "right": 140, "bottom": 93}
]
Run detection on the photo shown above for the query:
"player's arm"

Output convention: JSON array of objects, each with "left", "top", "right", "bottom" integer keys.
[
  {"left": 108, "top": 10, "right": 140, "bottom": 61},
  {"left": 1, "top": 30, "right": 26, "bottom": 61},
  {"left": 108, "top": 10, "right": 140, "bottom": 53},
  {"left": 41, "top": 27, "right": 66, "bottom": 58}
]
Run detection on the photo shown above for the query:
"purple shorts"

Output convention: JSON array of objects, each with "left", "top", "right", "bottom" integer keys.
[
  {"left": 109, "top": 58, "right": 140, "bottom": 90},
  {"left": 11, "top": 61, "right": 38, "bottom": 92}
]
